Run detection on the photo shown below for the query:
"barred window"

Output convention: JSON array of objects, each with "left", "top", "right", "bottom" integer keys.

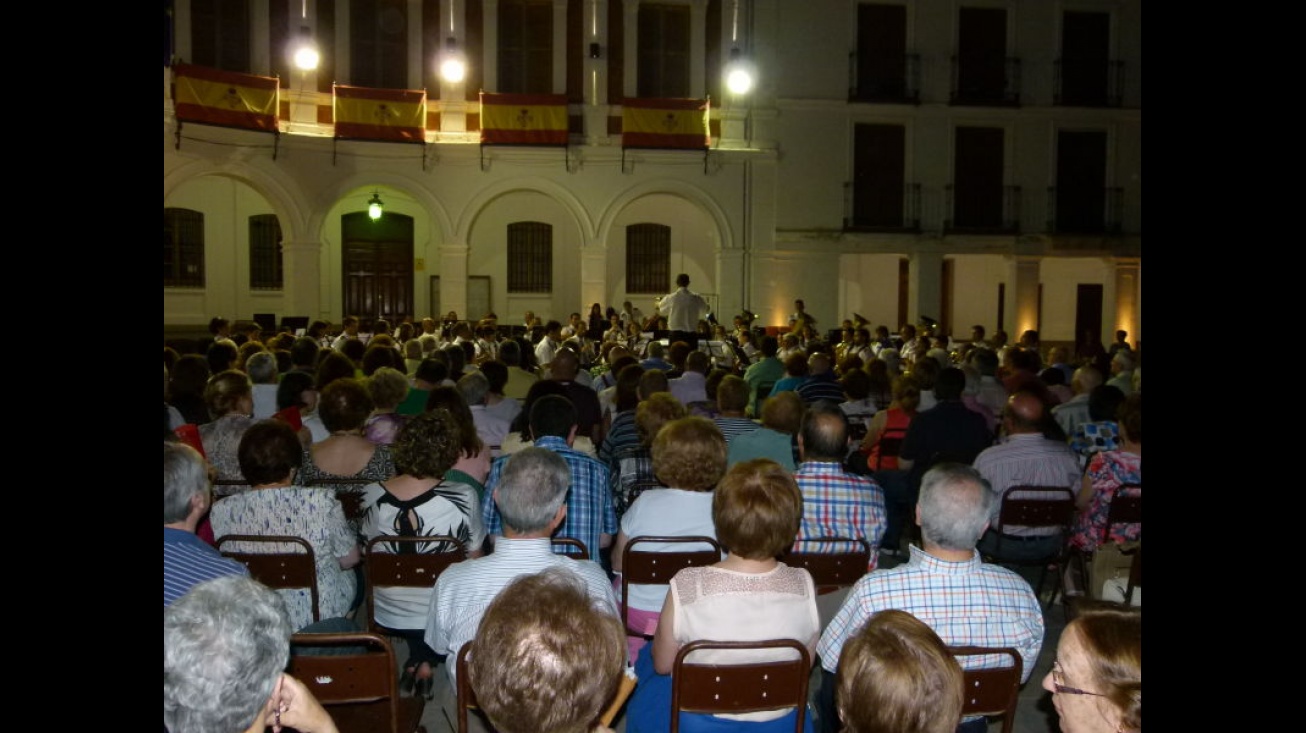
[
  {"left": 164, "top": 207, "right": 205, "bottom": 288},
  {"left": 626, "top": 223, "right": 670, "bottom": 294},
  {"left": 637, "top": 3, "right": 691, "bottom": 98},
  {"left": 249, "top": 214, "right": 283, "bottom": 290},
  {"left": 498, "top": 0, "right": 554, "bottom": 94},
  {"left": 507, "top": 222, "right": 552, "bottom": 293}
]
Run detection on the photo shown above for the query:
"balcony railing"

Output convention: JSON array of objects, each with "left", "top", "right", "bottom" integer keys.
[
  {"left": 949, "top": 56, "right": 1021, "bottom": 106},
  {"left": 944, "top": 185, "right": 1021, "bottom": 233},
  {"left": 848, "top": 52, "right": 921, "bottom": 104},
  {"left": 1045, "top": 186, "right": 1124, "bottom": 234},
  {"left": 1054, "top": 59, "right": 1125, "bottom": 107},
  {"left": 843, "top": 182, "right": 921, "bottom": 231}
]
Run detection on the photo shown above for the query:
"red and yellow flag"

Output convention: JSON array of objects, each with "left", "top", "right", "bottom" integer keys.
[
  {"left": 334, "top": 84, "right": 427, "bottom": 143},
  {"left": 173, "top": 63, "right": 279, "bottom": 132},
  {"left": 480, "top": 92, "right": 569, "bottom": 145},
  {"left": 622, "top": 97, "right": 710, "bottom": 149}
]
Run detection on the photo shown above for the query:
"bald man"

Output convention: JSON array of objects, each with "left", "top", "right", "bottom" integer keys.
[{"left": 973, "top": 390, "right": 1082, "bottom": 568}]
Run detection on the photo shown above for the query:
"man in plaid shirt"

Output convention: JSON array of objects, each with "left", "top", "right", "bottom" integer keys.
[
  {"left": 814, "top": 463, "right": 1044, "bottom": 733},
  {"left": 791, "top": 403, "right": 886, "bottom": 567},
  {"left": 482, "top": 394, "right": 617, "bottom": 570}
]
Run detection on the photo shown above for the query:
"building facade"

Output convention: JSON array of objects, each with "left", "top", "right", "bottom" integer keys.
[{"left": 163, "top": 0, "right": 1141, "bottom": 349}]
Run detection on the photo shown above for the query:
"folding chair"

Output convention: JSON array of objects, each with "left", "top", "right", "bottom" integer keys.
[
  {"left": 363, "top": 535, "right": 467, "bottom": 635},
  {"left": 217, "top": 534, "right": 320, "bottom": 623},
  {"left": 288, "top": 631, "right": 426, "bottom": 733},
  {"left": 985, "top": 485, "right": 1077, "bottom": 604},
  {"left": 669, "top": 639, "right": 811, "bottom": 733},
  {"left": 779, "top": 537, "right": 871, "bottom": 594},
  {"left": 620, "top": 536, "right": 723, "bottom": 638},
  {"left": 948, "top": 645, "right": 1023, "bottom": 733},
  {"left": 552, "top": 536, "right": 590, "bottom": 559}
]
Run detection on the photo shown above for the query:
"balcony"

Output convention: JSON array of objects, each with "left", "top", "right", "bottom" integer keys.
[
  {"left": 1054, "top": 59, "right": 1125, "bottom": 107},
  {"left": 944, "top": 185, "right": 1021, "bottom": 234},
  {"left": 848, "top": 52, "right": 921, "bottom": 104},
  {"left": 843, "top": 182, "right": 921, "bottom": 232},
  {"left": 1046, "top": 186, "right": 1124, "bottom": 235},
  {"left": 949, "top": 56, "right": 1021, "bottom": 107}
]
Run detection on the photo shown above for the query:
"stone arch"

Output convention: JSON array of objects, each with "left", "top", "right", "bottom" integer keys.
[
  {"left": 164, "top": 157, "right": 310, "bottom": 240},
  {"left": 596, "top": 178, "right": 735, "bottom": 251},
  {"left": 455, "top": 177, "right": 596, "bottom": 243}
]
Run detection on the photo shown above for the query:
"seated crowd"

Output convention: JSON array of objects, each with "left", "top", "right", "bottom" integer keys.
[{"left": 165, "top": 303, "right": 1140, "bottom": 733}]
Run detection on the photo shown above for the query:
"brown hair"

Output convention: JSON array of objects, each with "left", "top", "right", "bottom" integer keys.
[
  {"left": 651, "top": 416, "right": 725, "bottom": 491},
  {"left": 711, "top": 458, "right": 802, "bottom": 559},
  {"left": 237, "top": 419, "right": 304, "bottom": 486},
  {"left": 760, "top": 390, "right": 805, "bottom": 434},
  {"left": 716, "top": 375, "right": 750, "bottom": 412},
  {"left": 468, "top": 568, "right": 626, "bottom": 733},
  {"left": 836, "top": 609, "right": 964, "bottom": 733},
  {"left": 635, "top": 392, "right": 688, "bottom": 446},
  {"left": 1068, "top": 605, "right": 1142, "bottom": 732},
  {"left": 317, "top": 378, "right": 374, "bottom": 433},
  {"left": 204, "top": 370, "right": 252, "bottom": 419},
  {"left": 391, "top": 409, "right": 463, "bottom": 479}
]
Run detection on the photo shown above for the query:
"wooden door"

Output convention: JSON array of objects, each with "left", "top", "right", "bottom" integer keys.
[
  {"left": 342, "top": 212, "right": 414, "bottom": 324},
  {"left": 1057, "top": 130, "right": 1107, "bottom": 232},
  {"left": 1061, "top": 11, "right": 1109, "bottom": 106},
  {"left": 954, "top": 126, "right": 1004, "bottom": 229},
  {"left": 853, "top": 124, "right": 906, "bottom": 228},
  {"left": 957, "top": 7, "right": 1006, "bottom": 101},
  {"left": 857, "top": 3, "right": 907, "bottom": 99}
]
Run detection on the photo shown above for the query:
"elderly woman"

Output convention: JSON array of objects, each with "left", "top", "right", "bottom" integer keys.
[
  {"left": 359, "top": 409, "right": 486, "bottom": 699},
  {"left": 611, "top": 415, "right": 723, "bottom": 659},
  {"left": 1068, "top": 392, "right": 1141, "bottom": 554},
  {"left": 299, "top": 378, "right": 396, "bottom": 498},
  {"left": 627, "top": 458, "right": 819, "bottom": 733},
  {"left": 164, "top": 576, "right": 340, "bottom": 733},
  {"left": 199, "top": 370, "right": 257, "bottom": 492},
  {"left": 836, "top": 609, "right": 963, "bottom": 733},
  {"left": 609, "top": 392, "right": 688, "bottom": 520},
  {"left": 1042, "top": 603, "right": 1141, "bottom": 733},
  {"left": 208, "top": 420, "right": 361, "bottom": 631},
  {"left": 363, "top": 366, "right": 411, "bottom": 446}
]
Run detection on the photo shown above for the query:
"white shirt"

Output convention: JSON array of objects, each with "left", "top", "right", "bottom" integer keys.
[
  {"left": 534, "top": 337, "right": 559, "bottom": 367},
  {"left": 659, "top": 287, "right": 710, "bottom": 333}
]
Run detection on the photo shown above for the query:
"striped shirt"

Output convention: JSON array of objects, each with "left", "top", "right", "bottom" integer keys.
[
  {"left": 792, "top": 461, "right": 886, "bottom": 566},
  {"left": 973, "top": 433, "right": 1083, "bottom": 537},
  {"left": 816, "top": 546, "right": 1044, "bottom": 684},
  {"left": 482, "top": 435, "right": 617, "bottom": 558},
  {"left": 423, "top": 538, "right": 618, "bottom": 685},
  {"left": 713, "top": 416, "right": 762, "bottom": 446},
  {"left": 163, "top": 527, "right": 249, "bottom": 607}
]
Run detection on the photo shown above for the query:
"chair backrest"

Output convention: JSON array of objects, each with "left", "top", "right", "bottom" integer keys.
[
  {"left": 455, "top": 643, "right": 483, "bottom": 733},
  {"left": 364, "top": 535, "right": 466, "bottom": 634},
  {"left": 1103, "top": 484, "right": 1142, "bottom": 543},
  {"left": 669, "top": 639, "right": 810, "bottom": 733},
  {"left": 302, "top": 477, "right": 375, "bottom": 523},
  {"left": 552, "top": 536, "right": 591, "bottom": 559},
  {"left": 217, "top": 534, "right": 320, "bottom": 623},
  {"left": 621, "top": 536, "right": 723, "bottom": 638},
  {"left": 778, "top": 537, "right": 871, "bottom": 590},
  {"left": 948, "top": 646, "right": 1023, "bottom": 733},
  {"left": 1123, "top": 543, "right": 1141, "bottom": 605},
  {"left": 288, "top": 631, "right": 424, "bottom": 733},
  {"left": 996, "top": 485, "right": 1077, "bottom": 533}
]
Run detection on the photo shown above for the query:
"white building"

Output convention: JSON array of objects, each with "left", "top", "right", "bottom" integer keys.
[{"left": 164, "top": 0, "right": 1140, "bottom": 351}]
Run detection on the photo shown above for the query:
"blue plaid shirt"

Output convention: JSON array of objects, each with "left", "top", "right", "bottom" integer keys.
[
  {"left": 482, "top": 435, "right": 617, "bottom": 558},
  {"left": 817, "top": 546, "right": 1044, "bottom": 684},
  {"left": 792, "top": 461, "right": 886, "bottom": 566}
]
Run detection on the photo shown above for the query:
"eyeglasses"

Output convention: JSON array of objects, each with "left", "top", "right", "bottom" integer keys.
[{"left": 1051, "top": 661, "right": 1106, "bottom": 697}]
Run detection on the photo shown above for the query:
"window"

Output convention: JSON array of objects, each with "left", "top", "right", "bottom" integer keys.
[
  {"left": 1054, "top": 130, "right": 1108, "bottom": 233},
  {"left": 953, "top": 6, "right": 1011, "bottom": 105},
  {"left": 852, "top": 124, "right": 907, "bottom": 228},
  {"left": 249, "top": 214, "right": 283, "bottom": 290},
  {"left": 507, "top": 222, "right": 553, "bottom": 293},
  {"left": 1059, "top": 11, "right": 1111, "bottom": 106},
  {"left": 164, "top": 208, "right": 205, "bottom": 288},
  {"left": 351, "top": 0, "right": 409, "bottom": 89},
  {"left": 498, "top": 0, "right": 554, "bottom": 94},
  {"left": 637, "top": 3, "right": 691, "bottom": 98},
  {"left": 626, "top": 224, "right": 670, "bottom": 294},
  {"left": 189, "top": 0, "right": 250, "bottom": 72},
  {"left": 855, "top": 3, "right": 911, "bottom": 101},
  {"left": 951, "top": 126, "right": 1005, "bottom": 229}
]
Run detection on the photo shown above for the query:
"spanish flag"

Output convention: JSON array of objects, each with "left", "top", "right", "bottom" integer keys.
[
  {"left": 480, "top": 92, "right": 569, "bottom": 146},
  {"left": 621, "top": 97, "right": 710, "bottom": 150},
  {"left": 334, "top": 84, "right": 427, "bottom": 143},
  {"left": 172, "top": 63, "right": 279, "bottom": 132}
]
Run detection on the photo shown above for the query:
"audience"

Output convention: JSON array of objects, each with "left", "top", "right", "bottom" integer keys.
[
  {"left": 199, "top": 370, "right": 257, "bottom": 490},
  {"left": 164, "top": 442, "right": 248, "bottom": 607}
]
